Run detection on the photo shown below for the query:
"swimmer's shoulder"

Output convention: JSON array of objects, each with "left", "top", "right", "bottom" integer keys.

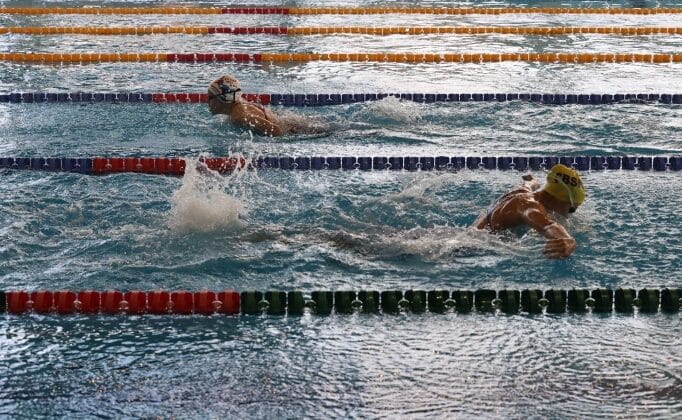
[{"left": 501, "top": 187, "right": 535, "bottom": 203}]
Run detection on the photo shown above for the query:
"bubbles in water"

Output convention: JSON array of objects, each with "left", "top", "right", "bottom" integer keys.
[
  {"left": 384, "top": 172, "right": 459, "bottom": 204},
  {"left": 65, "top": 203, "right": 84, "bottom": 225},
  {"left": 167, "top": 158, "right": 246, "bottom": 234}
]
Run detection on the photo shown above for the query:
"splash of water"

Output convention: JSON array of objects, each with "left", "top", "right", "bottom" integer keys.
[
  {"left": 326, "top": 225, "right": 533, "bottom": 262},
  {"left": 277, "top": 109, "right": 330, "bottom": 135},
  {"left": 361, "top": 95, "right": 423, "bottom": 124},
  {"left": 167, "top": 157, "right": 247, "bottom": 234}
]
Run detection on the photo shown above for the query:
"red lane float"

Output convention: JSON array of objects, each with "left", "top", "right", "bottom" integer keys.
[
  {"left": 152, "top": 92, "right": 209, "bottom": 103},
  {"left": 91, "top": 156, "right": 246, "bottom": 175},
  {"left": 91, "top": 157, "right": 185, "bottom": 175},
  {"left": 221, "top": 8, "right": 289, "bottom": 14},
  {"left": 194, "top": 291, "right": 217, "bottom": 315},
  {"left": 124, "top": 291, "right": 147, "bottom": 314},
  {"left": 148, "top": 290, "right": 171, "bottom": 314},
  {"left": 208, "top": 27, "right": 288, "bottom": 35},
  {"left": 200, "top": 157, "right": 247, "bottom": 173},
  {"left": 171, "top": 291, "right": 193, "bottom": 314},
  {"left": 154, "top": 158, "right": 186, "bottom": 175},
  {"left": 77, "top": 290, "right": 101, "bottom": 313},
  {"left": 31, "top": 291, "right": 54, "bottom": 313},
  {"left": 54, "top": 290, "right": 76, "bottom": 314},
  {"left": 4, "top": 289, "right": 241, "bottom": 315},
  {"left": 217, "top": 291, "right": 240, "bottom": 314},
  {"left": 165, "top": 53, "right": 254, "bottom": 62},
  {"left": 101, "top": 290, "right": 123, "bottom": 314},
  {"left": 7, "top": 291, "right": 29, "bottom": 314},
  {"left": 151, "top": 92, "right": 267, "bottom": 104}
]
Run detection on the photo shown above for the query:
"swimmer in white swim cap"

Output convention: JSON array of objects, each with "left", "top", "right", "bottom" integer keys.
[
  {"left": 473, "top": 164, "right": 586, "bottom": 259},
  {"left": 208, "top": 75, "right": 324, "bottom": 137}
]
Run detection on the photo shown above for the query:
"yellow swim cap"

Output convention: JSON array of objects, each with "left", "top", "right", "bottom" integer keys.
[{"left": 543, "top": 164, "right": 586, "bottom": 207}]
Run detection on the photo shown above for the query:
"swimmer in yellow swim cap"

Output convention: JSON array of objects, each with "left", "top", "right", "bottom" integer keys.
[
  {"left": 207, "top": 75, "right": 324, "bottom": 137},
  {"left": 473, "top": 163, "right": 586, "bottom": 259}
]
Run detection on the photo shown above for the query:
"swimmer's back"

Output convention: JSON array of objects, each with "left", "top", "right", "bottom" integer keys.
[{"left": 475, "top": 186, "right": 538, "bottom": 231}]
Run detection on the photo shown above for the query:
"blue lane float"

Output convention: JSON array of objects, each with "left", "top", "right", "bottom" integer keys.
[
  {"left": 1, "top": 92, "right": 681, "bottom": 105},
  {"left": 1, "top": 156, "right": 682, "bottom": 174}
]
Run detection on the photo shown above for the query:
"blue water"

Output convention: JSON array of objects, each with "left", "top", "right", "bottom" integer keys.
[{"left": 1, "top": 0, "right": 681, "bottom": 418}]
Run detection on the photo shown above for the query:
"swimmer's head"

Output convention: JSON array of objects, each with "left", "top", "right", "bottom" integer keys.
[
  {"left": 208, "top": 75, "right": 242, "bottom": 104},
  {"left": 543, "top": 164, "right": 586, "bottom": 213}
]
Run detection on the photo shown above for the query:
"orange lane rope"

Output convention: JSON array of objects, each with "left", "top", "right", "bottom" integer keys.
[
  {"left": 1, "top": 52, "right": 681, "bottom": 64},
  {"left": 290, "top": 27, "right": 682, "bottom": 36},
  {"left": 1, "top": 7, "right": 681, "bottom": 15},
  {"left": 1, "top": 26, "right": 681, "bottom": 36}
]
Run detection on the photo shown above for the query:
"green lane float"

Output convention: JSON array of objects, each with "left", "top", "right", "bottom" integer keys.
[
  {"left": 615, "top": 288, "right": 636, "bottom": 313},
  {"left": 637, "top": 289, "right": 659, "bottom": 313},
  {"left": 521, "top": 289, "right": 543, "bottom": 314},
  {"left": 358, "top": 291, "right": 379, "bottom": 314},
  {"left": 499, "top": 290, "right": 520, "bottom": 314},
  {"left": 544, "top": 289, "right": 567, "bottom": 313},
  {"left": 241, "top": 291, "right": 262, "bottom": 315},
  {"left": 661, "top": 288, "right": 681, "bottom": 313},
  {"left": 334, "top": 291, "right": 356, "bottom": 314},
  {"left": 475, "top": 289, "right": 496, "bottom": 312},
  {"left": 568, "top": 289, "right": 590, "bottom": 312},
  {"left": 453, "top": 290, "right": 474, "bottom": 313},
  {"left": 428, "top": 290, "right": 449, "bottom": 314},
  {"left": 592, "top": 289, "right": 614, "bottom": 313},
  {"left": 265, "top": 291, "right": 286, "bottom": 315},
  {"left": 311, "top": 291, "right": 333, "bottom": 315},
  {"left": 287, "top": 291, "right": 305, "bottom": 316},
  {"left": 404, "top": 290, "right": 426, "bottom": 313},
  {"left": 380, "top": 291, "right": 402, "bottom": 314}
]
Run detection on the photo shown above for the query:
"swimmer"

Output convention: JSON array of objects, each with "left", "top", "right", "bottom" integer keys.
[
  {"left": 473, "top": 164, "right": 586, "bottom": 259},
  {"left": 208, "top": 75, "right": 323, "bottom": 136}
]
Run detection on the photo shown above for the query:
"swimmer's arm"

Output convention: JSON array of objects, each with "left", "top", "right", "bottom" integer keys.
[
  {"left": 523, "top": 207, "right": 577, "bottom": 259},
  {"left": 235, "top": 109, "right": 284, "bottom": 137},
  {"left": 473, "top": 211, "right": 487, "bottom": 230}
]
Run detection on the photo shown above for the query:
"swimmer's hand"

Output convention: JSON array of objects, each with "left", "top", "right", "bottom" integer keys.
[{"left": 543, "top": 238, "right": 577, "bottom": 259}]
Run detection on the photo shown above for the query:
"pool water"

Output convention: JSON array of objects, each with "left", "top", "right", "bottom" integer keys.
[{"left": 1, "top": 0, "right": 681, "bottom": 417}]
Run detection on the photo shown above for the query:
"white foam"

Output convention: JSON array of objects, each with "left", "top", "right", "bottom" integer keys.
[
  {"left": 277, "top": 109, "right": 329, "bottom": 135},
  {"left": 386, "top": 172, "right": 460, "bottom": 203},
  {"left": 167, "top": 157, "right": 247, "bottom": 234},
  {"left": 360, "top": 95, "right": 423, "bottom": 124},
  {"left": 326, "top": 225, "right": 534, "bottom": 262}
]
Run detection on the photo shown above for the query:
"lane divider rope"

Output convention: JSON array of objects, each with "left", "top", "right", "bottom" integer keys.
[
  {"left": 3, "top": 26, "right": 681, "bottom": 36},
  {"left": 1, "top": 288, "right": 679, "bottom": 315},
  {"left": 1, "top": 92, "right": 681, "bottom": 105},
  {"left": 2, "top": 7, "right": 681, "bottom": 15},
  {"left": 1, "top": 156, "right": 681, "bottom": 175},
  {"left": 1, "top": 52, "right": 681, "bottom": 64}
]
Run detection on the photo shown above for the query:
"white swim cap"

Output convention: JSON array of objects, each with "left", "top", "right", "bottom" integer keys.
[{"left": 208, "top": 75, "right": 242, "bottom": 103}]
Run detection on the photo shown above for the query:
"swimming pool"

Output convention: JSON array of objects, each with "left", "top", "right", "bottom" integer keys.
[{"left": 1, "top": 0, "right": 681, "bottom": 417}]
